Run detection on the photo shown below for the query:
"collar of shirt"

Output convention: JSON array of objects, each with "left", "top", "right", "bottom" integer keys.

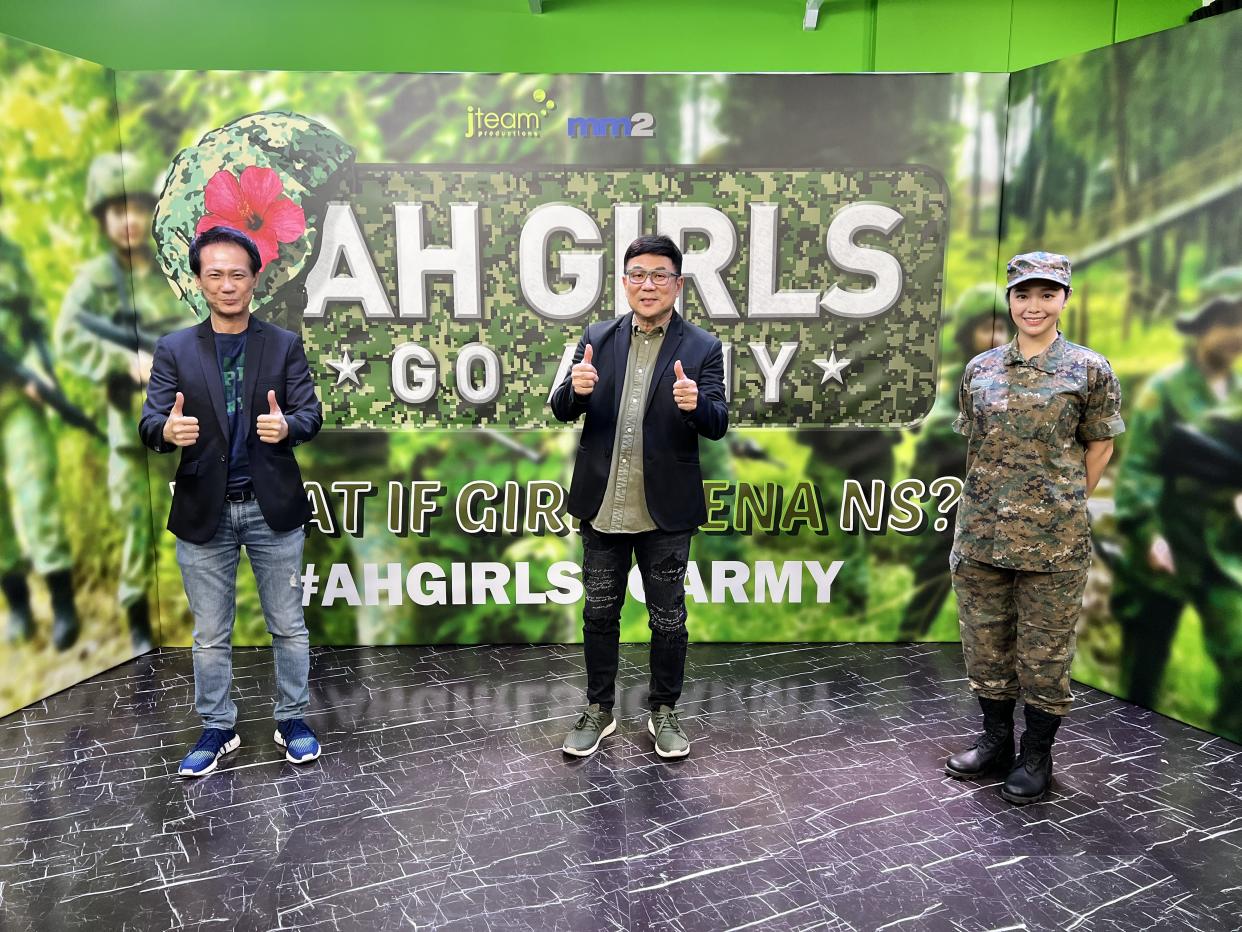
[
  {"left": 1003, "top": 332, "right": 1065, "bottom": 374},
  {"left": 633, "top": 323, "right": 666, "bottom": 337}
]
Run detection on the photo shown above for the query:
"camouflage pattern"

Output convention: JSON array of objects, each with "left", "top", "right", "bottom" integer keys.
[
  {"left": 1111, "top": 346, "right": 1242, "bottom": 727},
  {"left": 84, "top": 153, "right": 149, "bottom": 216},
  {"left": 952, "top": 334, "right": 1124, "bottom": 572},
  {"left": 56, "top": 251, "right": 189, "bottom": 606},
  {"left": 1174, "top": 266, "right": 1242, "bottom": 335},
  {"left": 1006, "top": 251, "right": 1072, "bottom": 290},
  {"left": 0, "top": 234, "right": 72, "bottom": 576},
  {"left": 897, "top": 284, "right": 1009, "bottom": 638},
  {"left": 307, "top": 165, "right": 949, "bottom": 430},
  {"left": 152, "top": 111, "right": 356, "bottom": 324},
  {"left": 953, "top": 556, "right": 1088, "bottom": 715}
]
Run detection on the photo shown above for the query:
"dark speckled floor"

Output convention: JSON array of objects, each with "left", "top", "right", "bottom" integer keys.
[{"left": 1, "top": 644, "right": 1239, "bottom": 931}]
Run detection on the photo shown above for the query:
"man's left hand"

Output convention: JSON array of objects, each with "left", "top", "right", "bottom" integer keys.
[
  {"left": 256, "top": 389, "right": 289, "bottom": 443},
  {"left": 672, "top": 360, "right": 698, "bottom": 412}
]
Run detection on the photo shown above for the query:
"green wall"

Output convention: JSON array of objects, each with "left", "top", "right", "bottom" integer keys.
[{"left": 0, "top": 0, "right": 1202, "bottom": 73}]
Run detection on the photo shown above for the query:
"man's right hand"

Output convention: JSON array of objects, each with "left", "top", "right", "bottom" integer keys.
[
  {"left": 571, "top": 343, "right": 598, "bottom": 397},
  {"left": 162, "top": 391, "right": 199, "bottom": 447}
]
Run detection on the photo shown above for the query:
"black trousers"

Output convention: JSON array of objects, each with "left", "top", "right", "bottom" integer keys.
[{"left": 580, "top": 523, "right": 692, "bottom": 712}]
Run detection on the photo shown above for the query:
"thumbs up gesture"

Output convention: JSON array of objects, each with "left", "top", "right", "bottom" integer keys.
[
  {"left": 256, "top": 389, "right": 289, "bottom": 443},
  {"left": 571, "top": 343, "right": 598, "bottom": 397},
  {"left": 672, "top": 360, "right": 698, "bottom": 412},
  {"left": 162, "top": 392, "right": 200, "bottom": 447}
]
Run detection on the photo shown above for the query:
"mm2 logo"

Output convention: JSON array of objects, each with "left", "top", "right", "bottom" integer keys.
[{"left": 566, "top": 112, "right": 656, "bottom": 139}]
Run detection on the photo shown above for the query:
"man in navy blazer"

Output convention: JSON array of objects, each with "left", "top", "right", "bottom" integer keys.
[
  {"left": 139, "top": 226, "right": 323, "bottom": 777},
  {"left": 550, "top": 234, "right": 728, "bottom": 759}
]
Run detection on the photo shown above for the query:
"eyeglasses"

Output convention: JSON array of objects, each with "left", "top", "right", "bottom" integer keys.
[{"left": 625, "top": 268, "right": 680, "bottom": 286}]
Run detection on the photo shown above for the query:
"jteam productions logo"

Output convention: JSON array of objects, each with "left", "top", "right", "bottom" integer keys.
[{"left": 465, "top": 88, "right": 557, "bottom": 139}]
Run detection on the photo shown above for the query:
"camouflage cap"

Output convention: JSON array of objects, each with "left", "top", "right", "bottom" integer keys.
[
  {"left": 1197, "top": 265, "right": 1242, "bottom": 303},
  {"left": 85, "top": 153, "right": 157, "bottom": 215},
  {"left": 1176, "top": 268, "right": 1242, "bottom": 335},
  {"left": 1006, "top": 251, "right": 1071, "bottom": 290},
  {"left": 152, "top": 111, "right": 356, "bottom": 320}
]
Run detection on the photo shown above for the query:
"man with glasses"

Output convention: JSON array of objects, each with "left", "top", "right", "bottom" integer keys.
[{"left": 550, "top": 234, "right": 729, "bottom": 759}]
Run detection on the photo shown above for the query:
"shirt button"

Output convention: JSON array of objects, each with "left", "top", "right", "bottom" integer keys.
[
  {"left": 219, "top": 455, "right": 226, "bottom": 462},
  {"left": 627, "top": 428, "right": 632, "bottom": 433}
]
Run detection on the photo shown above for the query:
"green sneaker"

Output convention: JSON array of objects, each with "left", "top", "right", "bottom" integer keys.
[
  {"left": 647, "top": 705, "right": 690, "bottom": 759},
  {"left": 561, "top": 704, "right": 616, "bottom": 757}
]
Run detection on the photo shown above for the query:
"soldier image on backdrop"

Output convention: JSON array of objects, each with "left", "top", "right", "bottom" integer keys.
[
  {"left": 0, "top": 220, "right": 82, "bottom": 651},
  {"left": 56, "top": 154, "right": 190, "bottom": 652},
  {"left": 897, "top": 285, "right": 1011, "bottom": 641},
  {"left": 1111, "top": 267, "right": 1242, "bottom": 739},
  {"left": 945, "top": 252, "right": 1124, "bottom": 805}
]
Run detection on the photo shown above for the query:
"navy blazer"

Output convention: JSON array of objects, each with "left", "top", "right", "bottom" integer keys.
[
  {"left": 549, "top": 310, "right": 728, "bottom": 531},
  {"left": 139, "top": 316, "right": 323, "bottom": 543}
]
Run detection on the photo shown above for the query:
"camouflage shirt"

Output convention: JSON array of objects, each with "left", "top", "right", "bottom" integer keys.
[{"left": 951, "top": 333, "right": 1124, "bottom": 572}]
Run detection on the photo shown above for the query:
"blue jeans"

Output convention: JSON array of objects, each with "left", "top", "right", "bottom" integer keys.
[{"left": 176, "top": 499, "right": 309, "bottom": 730}]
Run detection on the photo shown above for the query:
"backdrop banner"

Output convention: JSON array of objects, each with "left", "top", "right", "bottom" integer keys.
[{"left": 3, "top": 15, "right": 1240, "bottom": 746}]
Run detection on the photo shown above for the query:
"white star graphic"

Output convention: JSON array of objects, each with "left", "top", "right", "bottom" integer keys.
[
  {"left": 326, "top": 350, "right": 366, "bottom": 387},
  {"left": 813, "top": 350, "right": 851, "bottom": 385}
]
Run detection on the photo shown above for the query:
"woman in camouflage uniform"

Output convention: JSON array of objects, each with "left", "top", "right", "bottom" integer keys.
[{"left": 944, "top": 252, "right": 1124, "bottom": 805}]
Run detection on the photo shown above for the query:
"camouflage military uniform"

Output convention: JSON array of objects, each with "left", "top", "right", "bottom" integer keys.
[
  {"left": 1111, "top": 270, "right": 1242, "bottom": 736},
  {"left": 951, "top": 333, "right": 1124, "bottom": 714},
  {"left": 57, "top": 250, "right": 187, "bottom": 611},
  {"left": 0, "top": 233, "right": 78, "bottom": 646}
]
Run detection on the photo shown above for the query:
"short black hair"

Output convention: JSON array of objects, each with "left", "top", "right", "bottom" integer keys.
[
  {"left": 623, "top": 234, "right": 682, "bottom": 276},
  {"left": 189, "top": 226, "right": 262, "bottom": 275}
]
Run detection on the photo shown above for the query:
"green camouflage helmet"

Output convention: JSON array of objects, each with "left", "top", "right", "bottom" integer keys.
[
  {"left": 85, "top": 153, "right": 161, "bottom": 217},
  {"left": 949, "top": 284, "right": 1008, "bottom": 359},
  {"left": 1176, "top": 265, "right": 1242, "bottom": 335},
  {"left": 85, "top": 153, "right": 129, "bottom": 216},
  {"left": 152, "top": 111, "right": 356, "bottom": 321}
]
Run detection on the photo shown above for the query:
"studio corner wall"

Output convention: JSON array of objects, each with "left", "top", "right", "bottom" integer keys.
[
  {"left": 999, "top": 12, "right": 1242, "bottom": 740},
  {"left": 3, "top": 4, "right": 1240, "bottom": 752},
  {"left": 0, "top": 33, "right": 161, "bottom": 718}
]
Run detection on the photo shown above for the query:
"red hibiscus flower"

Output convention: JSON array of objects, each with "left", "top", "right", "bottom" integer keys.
[{"left": 195, "top": 166, "right": 306, "bottom": 270}]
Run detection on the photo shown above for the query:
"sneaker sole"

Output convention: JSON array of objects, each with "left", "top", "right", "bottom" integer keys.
[
  {"left": 647, "top": 717, "right": 690, "bottom": 759},
  {"left": 273, "top": 729, "right": 322, "bottom": 764},
  {"left": 562, "top": 718, "right": 617, "bottom": 757},
  {"left": 178, "top": 734, "right": 241, "bottom": 778}
]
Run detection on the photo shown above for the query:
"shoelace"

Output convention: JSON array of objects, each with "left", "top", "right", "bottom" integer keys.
[
  {"left": 653, "top": 711, "right": 683, "bottom": 737},
  {"left": 575, "top": 710, "right": 605, "bottom": 731}
]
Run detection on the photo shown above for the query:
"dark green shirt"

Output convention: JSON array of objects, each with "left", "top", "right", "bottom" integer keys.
[{"left": 592, "top": 324, "right": 665, "bottom": 534}]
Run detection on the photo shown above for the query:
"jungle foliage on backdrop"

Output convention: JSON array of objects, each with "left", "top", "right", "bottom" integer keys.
[{"left": 2, "top": 14, "right": 1241, "bottom": 745}]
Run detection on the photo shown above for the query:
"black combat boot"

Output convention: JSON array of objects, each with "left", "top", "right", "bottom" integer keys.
[
  {"left": 945, "top": 696, "right": 1015, "bottom": 779},
  {"left": 127, "top": 599, "right": 154, "bottom": 654},
  {"left": 1001, "top": 704, "right": 1062, "bottom": 805},
  {"left": 46, "top": 569, "right": 79, "bottom": 651},
  {"left": 2, "top": 573, "right": 34, "bottom": 643}
]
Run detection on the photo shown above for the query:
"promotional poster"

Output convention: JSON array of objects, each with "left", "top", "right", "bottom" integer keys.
[{"left": 3, "top": 19, "right": 1240, "bottom": 747}]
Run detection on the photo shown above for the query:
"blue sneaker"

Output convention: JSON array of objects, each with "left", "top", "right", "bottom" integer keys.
[
  {"left": 274, "top": 719, "right": 321, "bottom": 764},
  {"left": 178, "top": 728, "right": 241, "bottom": 777}
]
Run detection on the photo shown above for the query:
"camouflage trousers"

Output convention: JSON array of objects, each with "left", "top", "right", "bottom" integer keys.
[
  {"left": 0, "top": 394, "right": 71, "bottom": 576},
  {"left": 951, "top": 555, "right": 1089, "bottom": 716}
]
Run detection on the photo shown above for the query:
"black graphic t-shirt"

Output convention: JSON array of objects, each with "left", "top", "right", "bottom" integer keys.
[{"left": 214, "top": 331, "right": 251, "bottom": 492}]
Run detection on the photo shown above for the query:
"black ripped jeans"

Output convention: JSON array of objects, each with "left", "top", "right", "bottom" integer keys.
[{"left": 580, "top": 523, "right": 692, "bottom": 712}]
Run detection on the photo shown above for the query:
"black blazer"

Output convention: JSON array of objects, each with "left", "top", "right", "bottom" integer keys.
[
  {"left": 550, "top": 311, "right": 728, "bottom": 531},
  {"left": 139, "top": 316, "right": 323, "bottom": 543}
]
